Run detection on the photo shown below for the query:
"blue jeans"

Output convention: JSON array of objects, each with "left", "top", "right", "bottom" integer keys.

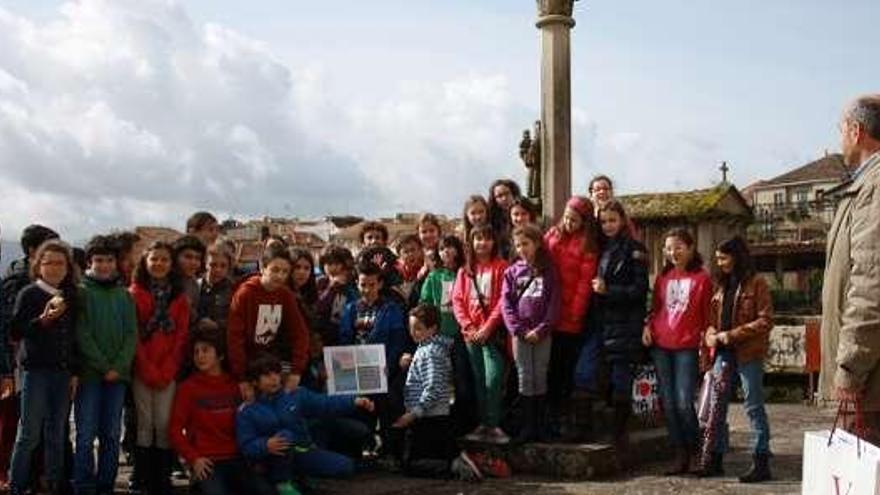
[
  {"left": 651, "top": 348, "right": 699, "bottom": 448},
  {"left": 73, "top": 380, "right": 126, "bottom": 493},
  {"left": 575, "top": 330, "right": 633, "bottom": 400},
  {"left": 711, "top": 351, "right": 771, "bottom": 455},
  {"left": 197, "top": 458, "right": 276, "bottom": 495},
  {"left": 265, "top": 447, "right": 354, "bottom": 482},
  {"left": 9, "top": 369, "right": 71, "bottom": 490}
]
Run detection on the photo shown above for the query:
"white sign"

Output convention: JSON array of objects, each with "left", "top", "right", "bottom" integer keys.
[{"left": 323, "top": 344, "right": 388, "bottom": 395}]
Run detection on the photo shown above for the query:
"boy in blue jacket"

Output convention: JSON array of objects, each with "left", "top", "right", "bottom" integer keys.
[{"left": 236, "top": 354, "right": 374, "bottom": 494}]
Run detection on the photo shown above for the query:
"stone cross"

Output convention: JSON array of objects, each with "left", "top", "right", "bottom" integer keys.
[
  {"left": 720, "top": 161, "right": 730, "bottom": 183},
  {"left": 536, "top": 0, "right": 577, "bottom": 222}
]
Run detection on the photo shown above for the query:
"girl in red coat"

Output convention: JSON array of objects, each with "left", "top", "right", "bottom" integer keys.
[
  {"left": 129, "top": 241, "right": 189, "bottom": 493},
  {"left": 452, "top": 225, "right": 509, "bottom": 444},
  {"left": 543, "top": 196, "right": 599, "bottom": 439}
]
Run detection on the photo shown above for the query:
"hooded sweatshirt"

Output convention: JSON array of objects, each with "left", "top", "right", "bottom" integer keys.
[
  {"left": 169, "top": 371, "right": 240, "bottom": 464},
  {"left": 227, "top": 276, "right": 310, "bottom": 380},
  {"left": 647, "top": 268, "right": 713, "bottom": 350},
  {"left": 501, "top": 259, "right": 561, "bottom": 338}
]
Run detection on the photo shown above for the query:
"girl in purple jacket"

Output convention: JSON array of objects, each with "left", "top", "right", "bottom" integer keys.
[{"left": 501, "top": 224, "right": 561, "bottom": 444}]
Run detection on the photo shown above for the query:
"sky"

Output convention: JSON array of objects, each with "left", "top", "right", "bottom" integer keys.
[{"left": 0, "top": 0, "right": 877, "bottom": 243}]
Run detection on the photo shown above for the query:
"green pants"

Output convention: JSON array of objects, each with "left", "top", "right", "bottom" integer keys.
[{"left": 466, "top": 342, "right": 505, "bottom": 427}]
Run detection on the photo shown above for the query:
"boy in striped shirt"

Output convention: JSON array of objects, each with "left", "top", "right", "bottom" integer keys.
[{"left": 391, "top": 304, "right": 481, "bottom": 481}]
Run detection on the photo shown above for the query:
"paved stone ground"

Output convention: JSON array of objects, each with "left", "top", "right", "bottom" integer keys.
[
  {"left": 310, "top": 403, "right": 835, "bottom": 495},
  {"left": 109, "top": 403, "right": 832, "bottom": 494}
]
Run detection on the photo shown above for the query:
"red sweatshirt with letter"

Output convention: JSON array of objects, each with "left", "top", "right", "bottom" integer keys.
[
  {"left": 227, "top": 276, "right": 309, "bottom": 380},
  {"left": 647, "top": 268, "right": 713, "bottom": 350}
]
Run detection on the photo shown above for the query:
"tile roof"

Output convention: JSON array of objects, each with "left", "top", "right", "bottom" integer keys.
[{"left": 758, "top": 153, "right": 851, "bottom": 187}]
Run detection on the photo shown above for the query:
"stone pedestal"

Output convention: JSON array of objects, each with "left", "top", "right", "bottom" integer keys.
[{"left": 537, "top": 2, "right": 575, "bottom": 223}]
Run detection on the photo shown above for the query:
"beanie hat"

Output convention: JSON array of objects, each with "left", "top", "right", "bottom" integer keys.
[{"left": 566, "top": 196, "right": 593, "bottom": 218}]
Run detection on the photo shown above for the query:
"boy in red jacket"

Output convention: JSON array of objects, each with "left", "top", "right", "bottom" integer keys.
[
  {"left": 227, "top": 244, "right": 310, "bottom": 402},
  {"left": 169, "top": 329, "right": 274, "bottom": 495}
]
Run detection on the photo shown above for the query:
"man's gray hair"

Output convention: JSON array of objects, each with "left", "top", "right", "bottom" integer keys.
[{"left": 846, "top": 94, "right": 880, "bottom": 141}]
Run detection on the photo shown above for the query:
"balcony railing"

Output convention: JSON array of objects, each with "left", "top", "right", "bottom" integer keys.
[{"left": 749, "top": 200, "right": 838, "bottom": 243}]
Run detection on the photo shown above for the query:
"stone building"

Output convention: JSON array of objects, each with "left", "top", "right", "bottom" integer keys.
[{"left": 618, "top": 184, "right": 753, "bottom": 281}]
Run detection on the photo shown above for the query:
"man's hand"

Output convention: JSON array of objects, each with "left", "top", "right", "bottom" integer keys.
[
  {"left": 192, "top": 457, "right": 214, "bottom": 481},
  {"left": 355, "top": 397, "right": 375, "bottom": 413},
  {"left": 836, "top": 386, "right": 865, "bottom": 403},
  {"left": 266, "top": 434, "right": 291, "bottom": 456},
  {"left": 392, "top": 412, "right": 416, "bottom": 429}
]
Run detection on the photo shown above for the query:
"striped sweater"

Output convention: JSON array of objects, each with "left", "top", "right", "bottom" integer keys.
[{"left": 404, "top": 334, "right": 453, "bottom": 418}]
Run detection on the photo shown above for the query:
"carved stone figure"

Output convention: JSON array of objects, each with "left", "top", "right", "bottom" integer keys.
[
  {"left": 538, "top": 0, "right": 575, "bottom": 17},
  {"left": 520, "top": 120, "right": 542, "bottom": 199}
]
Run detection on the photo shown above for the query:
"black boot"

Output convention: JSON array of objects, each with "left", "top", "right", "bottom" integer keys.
[
  {"left": 663, "top": 446, "right": 692, "bottom": 476},
  {"left": 152, "top": 448, "right": 174, "bottom": 495},
  {"left": 695, "top": 452, "right": 724, "bottom": 478},
  {"left": 611, "top": 400, "right": 632, "bottom": 469},
  {"left": 568, "top": 396, "right": 594, "bottom": 443},
  {"left": 128, "top": 446, "right": 150, "bottom": 494},
  {"left": 513, "top": 397, "right": 537, "bottom": 445},
  {"left": 739, "top": 452, "right": 771, "bottom": 483},
  {"left": 534, "top": 395, "right": 552, "bottom": 442}
]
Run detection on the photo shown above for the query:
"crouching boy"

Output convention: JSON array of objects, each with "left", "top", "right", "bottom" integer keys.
[{"left": 236, "top": 354, "right": 374, "bottom": 494}]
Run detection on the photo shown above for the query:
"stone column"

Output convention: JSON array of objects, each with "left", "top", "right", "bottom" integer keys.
[{"left": 537, "top": 0, "right": 575, "bottom": 222}]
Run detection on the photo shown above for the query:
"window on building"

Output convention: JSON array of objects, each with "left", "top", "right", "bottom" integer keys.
[{"left": 773, "top": 192, "right": 784, "bottom": 205}]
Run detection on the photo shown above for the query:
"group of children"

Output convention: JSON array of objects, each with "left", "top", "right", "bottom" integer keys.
[{"left": 0, "top": 174, "right": 776, "bottom": 494}]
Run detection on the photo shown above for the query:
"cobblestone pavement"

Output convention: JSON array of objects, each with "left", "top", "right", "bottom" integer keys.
[{"left": 312, "top": 403, "right": 835, "bottom": 495}]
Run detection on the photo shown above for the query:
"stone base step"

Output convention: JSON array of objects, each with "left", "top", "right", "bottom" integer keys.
[{"left": 459, "top": 427, "right": 670, "bottom": 480}]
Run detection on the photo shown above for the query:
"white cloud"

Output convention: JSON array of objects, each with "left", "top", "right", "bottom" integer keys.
[{"left": 0, "top": 0, "right": 727, "bottom": 244}]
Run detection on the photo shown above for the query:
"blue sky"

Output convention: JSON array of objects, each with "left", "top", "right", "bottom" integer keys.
[{"left": 0, "top": 0, "right": 876, "bottom": 241}]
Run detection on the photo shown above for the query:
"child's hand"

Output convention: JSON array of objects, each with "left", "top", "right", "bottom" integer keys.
[
  {"left": 104, "top": 370, "right": 120, "bottom": 383},
  {"left": 266, "top": 434, "right": 291, "bottom": 456},
  {"left": 524, "top": 330, "right": 541, "bottom": 344},
  {"left": 705, "top": 332, "right": 718, "bottom": 348},
  {"left": 238, "top": 382, "right": 255, "bottom": 403},
  {"left": 69, "top": 376, "right": 78, "bottom": 401},
  {"left": 354, "top": 397, "right": 375, "bottom": 413},
  {"left": 641, "top": 326, "right": 653, "bottom": 347},
  {"left": 399, "top": 353, "right": 413, "bottom": 370},
  {"left": 591, "top": 277, "right": 607, "bottom": 295},
  {"left": 0, "top": 377, "right": 13, "bottom": 400},
  {"left": 192, "top": 457, "right": 214, "bottom": 481},
  {"left": 41, "top": 296, "right": 67, "bottom": 322},
  {"left": 392, "top": 412, "right": 416, "bottom": 429},
  {"left": 284, "top": 374, "right": 301, "bottom": 391}
]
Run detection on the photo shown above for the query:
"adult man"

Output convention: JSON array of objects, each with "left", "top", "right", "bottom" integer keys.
[{"left": 821, "top": 95, "right": 880, "bottom": 442}]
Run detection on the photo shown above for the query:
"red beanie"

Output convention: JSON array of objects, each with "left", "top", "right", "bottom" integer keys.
[{"left": 566, "top": 196, "right": 593, "bottom": 218}]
